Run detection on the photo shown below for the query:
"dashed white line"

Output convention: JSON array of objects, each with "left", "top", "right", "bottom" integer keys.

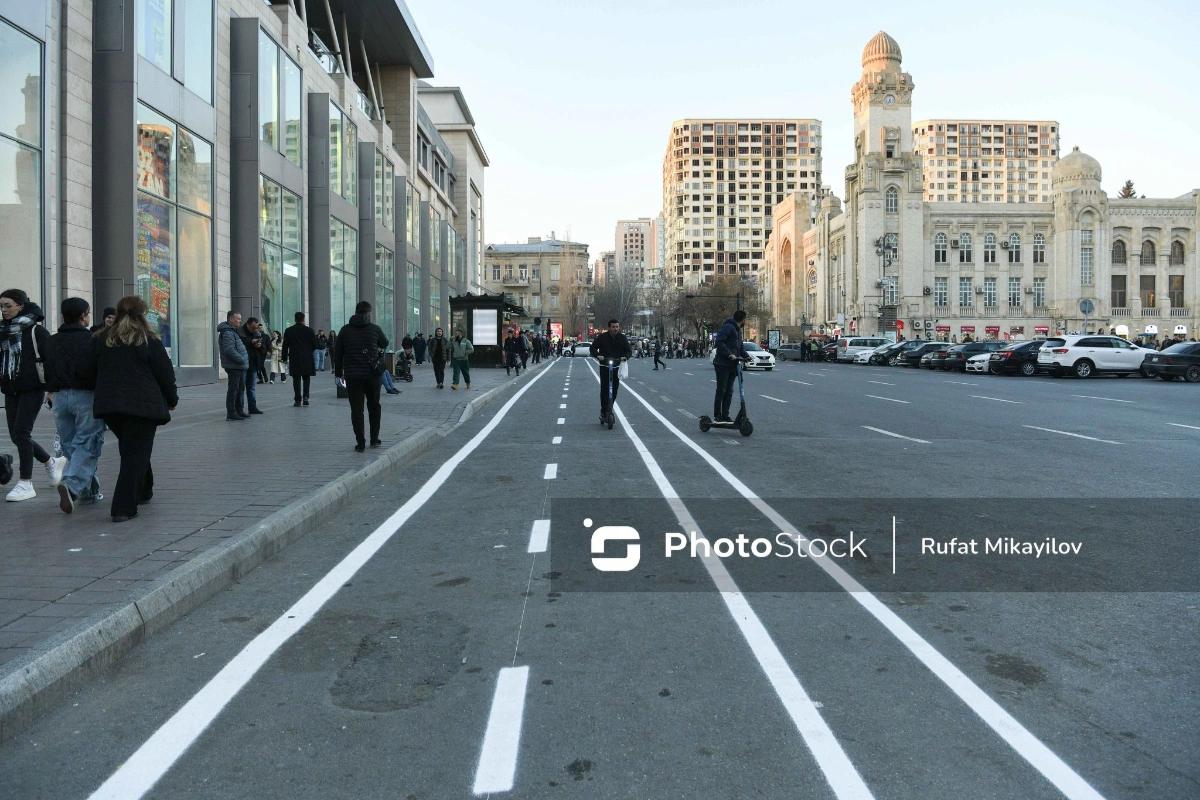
[
  {"left": 969, "top": 395, "right": 1022, "bottom": 404},
  {"left": 867, "top": 380, "right": 895, "bottom": 386},
  {"left": 942, "top": 380, "right": 978, "bottom": 386},
  {"left": 561, "top": 394, "right": 568, "bottom": 398},
  {"left": 865, "top": 394, "right": 910, "bottom": 404},
  {"left": 789, "top": 380, "right": 813, "bottom": 386},
  {"left": 862, "top": 425, "right": 930, "bottom": 444},
  {"left": 527, "top": 519, "right": 550, "bottom": 553},
  {"left": 551, "top": 436, "right": 562, "bottom": 444},
  {"left": 684, "top": 372, "right": 693, "bottom": 375},
  {"left": 760, "top": 395, "right": 788, "bottom": 403},
  {"left": 1167, "top": 422, "right": 1200, "bottom": 431},
  {"left": 677, "top": 409, "right": 697, "bottom": 419},
  {"left": 472, "top": 666, "right": 530, "bottom": 795},
  {"left": 559, "top": 404, "right": 567, "bottom": 409},
  {"left": 1023, "top": 425, "right": 1122, "bottom": 445},
  {"left": 1070, "top": 395, "right": 1133, "bottom": 404},
  {"left": 556, "top": 418, "right": 565, "bottom": 425},
  {"left": 543, "top": 463, "right": 558, "bottom": 479}
]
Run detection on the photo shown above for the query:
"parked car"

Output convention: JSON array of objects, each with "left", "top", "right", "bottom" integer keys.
[
  {"left": 898, "top": 341, "right": 948, "bottom": 367},
  {"left": 817, "top": 341, "right": 839, "bottom": 362},
  {"left": 854, "top": 343, "right": 893, "bottom": 364},
  {"left": 1141, "top": 342, "right": 1200, "bottom": 382},
  {"left": 925, "top": 344, "right": 957, "bottom": 370},
  {"left": 776, "top": 343, "right": 807, "bottom": 361},
  {"left": 965, "top": 353, "right": 992, "bottom": 374},
  {"left": 742, "top": 341, "right": 776, "bottom": 370},
  {"left": 989, "top": 339, "right": 1050, "bottom": 377},
  {"left": 568, "top": 340, "right": 592, "bottom": 357},
  {"left": 943, "top": 341, "right": 1009, "bottom": 372},
  {"left": 836, "top": 336, "right": 890, "bottom": 363},
  {"left": 1037, "top": 335, "right": 1154, "bottom": 378}
]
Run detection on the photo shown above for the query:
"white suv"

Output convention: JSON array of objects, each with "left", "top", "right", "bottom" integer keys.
[{"left": 1037, "top": 335, "right": 1152, "bottom": 378}]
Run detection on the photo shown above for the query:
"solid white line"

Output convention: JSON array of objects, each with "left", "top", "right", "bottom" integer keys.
[
  {"left": 527, "top": 519, "right": 550, "bottom": 553},
  {"left": 865, "top": 394, "right": 910, "bottom": 404},
  {"left": 1070, "top": 395, "right": 1133, "bottom": 404},
  {"left": 617, "top": 380, "right": 1107, "bottom": 800},
  {"left": 472, "top": 666, "right": 530, "bottom": 795},
  {"left": 789, "top": 380, "right": 813, "bottom": 386},
  {"left": 1167, "top": 423, "right": 1200, "bottom": 431},
  {"left": 1023, "top": 425, "right": 1122, "bottom": 445},
  {"left": 543, "top": 463, "right": 557, "bottom": 479},
  {"left": 584, "top": 362, "right": 874, "bottom": 800},
  {"left": 862, "top": 426, "right": 930, "bottom": 444},
  {"left": 551, "top": 436, "right": 562, "bottom": 444},
  {"left": 760, "top": 395, "right": 788, "bottom": 403},
  {"left": 970, "top": 395, "right": 1022, "bottom": 404},
  {"left": 556, "top": 418, "right": 565, "bottom": 425},
  {"left": 87, "top": 360, "right": 557, "bottom": 800},
  {"left": 867, "top": 380, "right": 895, "bottom": 386}
]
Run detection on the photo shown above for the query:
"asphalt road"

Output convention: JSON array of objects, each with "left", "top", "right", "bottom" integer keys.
[{"left": 2, "top": 355, "right": 1197, "bottom": 799}]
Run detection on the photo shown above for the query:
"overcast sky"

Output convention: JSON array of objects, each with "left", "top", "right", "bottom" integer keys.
[{"left": 405, "top": 0, "right": 1200, "bottom": 263}]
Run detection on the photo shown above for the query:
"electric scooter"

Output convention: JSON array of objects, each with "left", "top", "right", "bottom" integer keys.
[
  {"left": 699, "top": 358, "right": 753, "bottom": 437},
  {"left": 600, "top": 359, "right": 618, "bottom": 430}
]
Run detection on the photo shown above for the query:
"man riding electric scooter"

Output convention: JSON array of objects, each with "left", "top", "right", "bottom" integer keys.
[
  {"left": 590, "top": 319, "right": 632, "bottom": 425},
  {"left": 712, "top": 310, "right": 749, "bottom": 422}
]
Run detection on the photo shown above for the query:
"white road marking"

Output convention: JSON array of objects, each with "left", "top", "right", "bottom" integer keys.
[
  {"left": 760, "top": 395, "right": 788, "bottom": 403},
  {"left": 661, "top": 396, "right": 672, "bottom": 403},
  {"left": 789, "top": 380, "right": 813, "bottom": 386},
  {"left": 587, "top": 363, "right": 875, "bottom": 800},
  {"left": 561, "top": 394, "right": 568, "bottom": 398},
  {"left": 472, "top": 666, "right": 530, "bottom": 795},
  {"left": 86, "top": 360, "right": 558, "bottom": 800},
  {"left": 970, "top": 395, "right": 1022, "bottom": 404},
  {"left": 551, "top": 436, "right": 562, "bottom": 444},
  {"left": 1023, "top": 425, "right": 1122, "bottom": 445},
  {"left": 527, "top": 519, "right": 550, "bottom": 553},
  {"left": 1070, "top": 395, "right": 1133, "bottom": 404},
  {"left": 861, "top": 426, "right": 931, "bottom": 444},
  {"left": 865, "top": 394, "right": 910, "bottom": 404},
  {"left": 684, "top": 372, "right": 693, "bottom": 375},
  {"left": 867, "top": 380, "right": 895, "bottom": 386},
  {"left": 942, "top": 380, "right": 978, "bottom": 386},
  {"left": 1167, "top": 422, "right": 1200, "bottom": 431},
  {"left": 677, "top": 409, "right": 697, "bottom": 419},
  {"left": 559, "top": 404, "right": 567, "bottom": 409},
  {"left": 556, "top": 418, "right": 565, "bottom": 425},
  {"left": 543, "top": 463, "right": 558, "bottom": 479},
  {"left": 618, "top": 381, "right": 1107, "bottom": 800},
  {"left": 806, "top": 372, "right": 823, "bottom": 376}
]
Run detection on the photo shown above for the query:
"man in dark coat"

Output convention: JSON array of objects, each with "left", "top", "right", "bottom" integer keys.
[
  {"left": 281, "top": 311, "right": 320, "bottom": 407},
  {"left": 712, "top": 310, "right": 749, "bottom": 422},
  {"left": 427, "top": 328, "right": 449, "bottom": 388},
  {"left": 413, "top": 333, "right": 427, "bottom": 365},
  {"left": 46, "top": 297, "right": 105, "bottom": 511},
  {"left": 333, "top": 301, "right": 389, "bottom": 452},
  {"left": 239, "top": 317, "right": 269, "bottom": 414},
  {"left": 217, "top": 311, "right": 249, "bottom": 420},
  {"left": 590, "top": 319, "right": 632, "bottom": 421}
]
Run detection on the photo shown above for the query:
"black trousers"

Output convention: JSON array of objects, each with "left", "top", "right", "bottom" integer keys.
[
  {"left": 345, "top": 377, "right": 382, "bottom": 445},
  {"left": 599, "top": 364, "right": 621, "bottom": 414},
  {"left": 225, "top": 369, "right": 246, "bottom": 415},
  {"left": 103, "top": 413, "right": 156, "bottom": 517},
  {"left": 4, "top": 391, "right": 50, "bottom": 480},
  {"left": 432, "top": 360, "right": 445, "bottom": 387},
  {"left": 653, "top": 355, "right": 665, "bottom": 369},
  {"left": 291, "top": 374, "right": 311, "bottom": 402},
  {"left": 714, "top": 364, "right": 738, "bottom": 418}
]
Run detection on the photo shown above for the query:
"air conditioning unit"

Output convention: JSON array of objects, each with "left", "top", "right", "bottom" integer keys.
[
  {"left": 1025, "top": 287, "right": 1034, "bottom": 294},
  {"left": 923, "top": 286, "right": 932, "bottom": 295},
  {"left": 875, "top": 280, "right": 884, "bottom": 287},
  {"left": 1000, "top": 241, "right": 1010, "bottom": 249},
  {"left": 975, "top": 287, "right": 985, "bottom": 294},
  {"left": 951, "top": 239, "right": 960, "bottom": 248}
]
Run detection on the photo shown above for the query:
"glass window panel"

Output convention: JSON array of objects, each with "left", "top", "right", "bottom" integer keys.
[
  {"left": 343, "top": 119, "right": 357, "bottom": 203},
  {"left": 375, "top": 244, "right": 394, "bottom": 342},
  {"left": 429, "top": 275, "right": 441, "bottom": 331},
  {"left": 258, "top": 31, "right": 279, "bottom": 150},
  {"left": 0, "top": 137, "right": 41, "bottom": 294},
  {"left": 136, "top": 0, "right": 172, "bottom": 74},
  {"left": 281, "top": 188, "right": 301, "bottom": 252},
  {"left": 432, "top": 208, "right": 442, "bottom": 269},
  {"left": 260, "top": 176, "right": 281, "bottom": 243},
  {"left": 282, "top": 248, "right": 302, "bottom": 331},
  {"left": 384, "top": 161, "right": 394, "bottom": 230},
  {"left": 344, "top": 223, "right": 357, "bottom": 276},
  {"left": 330, "top": 267, "right": 345, "bottom": 331},
  {"left": 328, "top": 102, "right": 342, "bottom": 198},
  {"left": 407, "top": 261, "right": 420, "bottom": 335},
  {"left": 180, "top": 0, "right": 213, "bottom": 103},
  {"left": 281, "top": 54, "right": 301, "bottom": 166},
  {"left": 176, "top": 207, "right": 212, "bottom": 366},
  {"left": 374, "top": 151, "right": 383, "bottom": 225},
  {"left": 260, "top": 241, "right": 281, "bottom": 335},
  {"left": 177, "top": 127, "right": 212, "bottom": 214},
  {"left": 135, "top": 192, "right": 175, "bottom": 346},
  {"left": 0, "top": 22, "right": 41, "bottom": 146},
  {"left": 136, "top": 104, "right": 175, "bottom": 200}
]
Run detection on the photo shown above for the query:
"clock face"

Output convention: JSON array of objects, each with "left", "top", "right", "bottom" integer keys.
[{"left": 884, "top": 94, "right": 896, "bottom": 106}]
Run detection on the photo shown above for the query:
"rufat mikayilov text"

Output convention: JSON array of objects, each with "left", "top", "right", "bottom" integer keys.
[
  {"left": 664, "top": 531, "right": 867, "bottom": 559},
  {"left": 921, "top": 537, "right": 1083, "bottom": 558}
]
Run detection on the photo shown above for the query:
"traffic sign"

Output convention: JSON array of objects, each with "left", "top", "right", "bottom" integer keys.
[
  {"left": 895, "top": 320, "right": 905, "bottom": 330},
  {"left": 1079, "top": 299, "right": 1094, "bottom": 315}
]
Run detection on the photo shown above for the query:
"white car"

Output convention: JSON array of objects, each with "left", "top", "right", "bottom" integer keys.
[
  {"left": 964, "top": 352, "right": 992, "bottom": 374},
  {"left": 1036, "top": 334, "right": 1152, "bottom": 378},
  {"left": 709, "top": 341, "right": 775, "bottom": 370},
  {"left": 854, "top": 343, "right": 893, "bottom": 364},
  {"left": 568, "top": 341, "right": 592, "bottom": 357}
]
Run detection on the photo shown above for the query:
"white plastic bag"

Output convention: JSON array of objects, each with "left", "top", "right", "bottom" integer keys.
[{"left": 619, "top": 361, "right": 629, "bottom": 381}]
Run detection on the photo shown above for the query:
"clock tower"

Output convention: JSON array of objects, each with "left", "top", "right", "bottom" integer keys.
[{"left": 852, "top": 31, "right": 914, "bottom": 157}]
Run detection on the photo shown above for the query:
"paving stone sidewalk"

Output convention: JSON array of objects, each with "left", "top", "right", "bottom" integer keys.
[{"left": 0, "top": 360, "right": 547, "bottom": 671}]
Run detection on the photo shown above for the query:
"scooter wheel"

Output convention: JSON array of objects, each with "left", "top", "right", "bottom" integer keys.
[
  {"left": 606, "top": 413, "right": 615, "bottom": 430},
  {"left": 739, "top": 420, "right": 754, "bottom": 437},
  {"left": 698, "top": 415, "right": 712, "bottom": 432},
  {"left": 404, "top": 374, "right": 413, "bottom": 382}
]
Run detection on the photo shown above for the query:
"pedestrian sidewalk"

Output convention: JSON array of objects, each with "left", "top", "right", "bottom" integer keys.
[{"left": 0, "top": 360, "right": 549, "bottom": 676}]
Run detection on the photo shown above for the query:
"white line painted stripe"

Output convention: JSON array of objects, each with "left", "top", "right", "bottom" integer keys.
[
  {"left": 661, "top": 396, "right": 671, "bottom": 402},
  {"left": 1167, "top": 422, "right": 1200, "bottom": 431},
  {"left": 1070, "top": 395, "right": 1133, "bottom": 404},
  {"left": 789, "top": 380, "right": 813, "bottom": 386},
  {"left": 865, "top": 394, "right": 910, "bottom": 404},
  {"left": 684, "top": 372, "right": 693, "bottom": 375},
  {"left": 970, "top": 395, "right": 1022, "bottom": 404},
  {"left": 472, "top": 666, "right": 530, "bottom": 794},
  {"left": 543, "top": 463, "right": 558, "bottom": 479},
  {"left": 527, "top": 519, "right": 550, "bottom": 553},
  {"left": 942, "top": 380, "right": 979, "bottom": 386},
  {"left": 551, "top": 436, "right": 562, "bottom": 444},
  {"left": 618, "top": 380, "right": 1107, "bottom": 800},
  {"left": 806, "top": 372, "right": 823, "bottom": 376},
  {"left": 760, "top": 395, "right": 788, "bottom": 403},
  {"left": 677, "top": 408, "right": 697, "bottom": 419},
  {"left": 561, "top": 394, "right": 568, "bottom": 398},
  {"left": 862, "top": 426, "right": 931, "bottom": 444},
  {"left": 585, "top": 362, "right": 874, "bottom": 800},
  {"left": 559, "top": 404, "right": 567, "bottom": 409},
  {"left": 1023, "top": 425, "right": 1122, "bottom": 445},
  {"left": 556, "top": 418, "right": 565, "bottom": 425},
  {"left": 87, "top": 359, "right": 557, "bottom": 800},
  {"left": 867, "top": 380, "right": 895, "bottom": 386}
]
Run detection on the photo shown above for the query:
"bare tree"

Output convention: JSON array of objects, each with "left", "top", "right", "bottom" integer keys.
[{"left": 591, "top": 265, "right": 641, "bottom": 330}]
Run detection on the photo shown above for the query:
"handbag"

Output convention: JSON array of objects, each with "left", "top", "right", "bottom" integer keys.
[
  {"left": 30, "top": 325, "right": 45, "bottom": 385},
  {"left": 369, "top": 348, "right": 386, "bottom": 376}
]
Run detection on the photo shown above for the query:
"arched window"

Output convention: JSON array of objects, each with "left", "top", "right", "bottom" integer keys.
[
  {"left": 959, "top": 232, "right": 972, "bottom": 263},
  {"left": 934, "top": 232, "right": 947, "bottom": 263},
  {"left": 1141, "top": 240, "right": 1156, "bottom": 265},
  {"left": 1033, "top": 233, "right": 1046, "bottom": 264},
  {"left": 885, "top": 186, "right": 898, "bottom": 214},
  {"left": 1008, "top": 233, "right": 1022, "bottom": 263},
  {"left": 1170, "top": 240, "right": 1185, "bottom": 266},
  {"left": 984, "top": 233, "right": 996, "bottom": 263},
  {"left": 1111, "top": 240, "right": 1127, "bottom": 265}
]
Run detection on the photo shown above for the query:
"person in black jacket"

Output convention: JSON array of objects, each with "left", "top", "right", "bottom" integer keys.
[
  {"left": 590, "top": 319, "right": 632, "bottom": 421},
  {"left": 76, "top": 295, "right": 178, "bottom": 522},
  {"left": 314, "top": 330, "right": 328, "bottom": 371},
  {"left": 46, "top": 297, "right": 106, "bottom": 512},
  {"left": 1, "top": 288, "right": 64, "bottom": 502},
  {"left": 282, "top": 311, "right": 320, "bottom": 406},
  {"left": 427, "top": 328, "right": 449, "bottom": 388},
  {"left": 333, "top": 301, "right": 389, "bottom": 452},
  {"left": 240, "top": 317, "right": 269, "bottom": 414},
  {"left": 712, "top": 310, "right": 749, "bottom": 422}
]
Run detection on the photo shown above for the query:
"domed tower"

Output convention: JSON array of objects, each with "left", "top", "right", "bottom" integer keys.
[
  {"left": 1051, "top": 146, "right": 1109, "bottom": 324},
  {"left": 851, "top": 31, "right": 914, "bottom": 157}
]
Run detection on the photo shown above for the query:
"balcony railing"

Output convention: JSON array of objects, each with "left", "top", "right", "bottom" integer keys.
[
  {"left": 1111, "top": 308, "right": 1130, "bottom": 316},
  {"left": 357, "top": 90, "right": 378, "bottom": 121},
  {"left": 502, "top": 276, "right": 529, "bottom": 287},
  {"left": 1170, "top": 307, "right": 1191, "bottom": 317},
  {"left": 1141, "top": 308, "right": 1161, "bottom": 317}
]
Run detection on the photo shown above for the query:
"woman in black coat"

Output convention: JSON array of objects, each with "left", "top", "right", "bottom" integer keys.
[
  {"left": 77, "top": 295, "right": 178, "bottom": 522},
  {"left": 1, "top": 288, "right": 58, "bottom": 501}
]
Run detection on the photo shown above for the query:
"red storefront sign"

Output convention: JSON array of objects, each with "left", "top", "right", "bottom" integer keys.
[
  {"left": 1034, "top": 326, "right": 1049, "bottom": 333},
  {"left": 936, "top": 325, "right": 951, "bottom": 332},
  {"left": 985, "top": 326, "right": 1001, "bottom": 334},
  {"left": 961, "top": 325, "right": 976, "bottom": 333}
]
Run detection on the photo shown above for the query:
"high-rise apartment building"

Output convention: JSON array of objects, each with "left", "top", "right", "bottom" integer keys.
[
  {"left": 650, "top": 214, "right": 665, "bottom": 279},
  {"left": 662, "top": 117, "right": 822, "bottom": 288},
  {"left": 614, "top": 218, "right": 651, "bottom": 283},
  {"left": 911, "top": 119, "right": 1060, "bottom": 204}
]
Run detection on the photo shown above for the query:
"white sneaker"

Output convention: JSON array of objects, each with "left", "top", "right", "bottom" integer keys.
[
  {"left": 6, "top": 481, "right": 35, "bottom": 502},
  {"left": 46, "top": 456, "right": 67, "bottom": 488}
]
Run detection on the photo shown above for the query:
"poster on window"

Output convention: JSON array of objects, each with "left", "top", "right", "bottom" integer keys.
[
  {"left": 137, "top": 124, "right": 173, "bottom": 198},
  {"left": 472, "top": 309, "right": 498, "bottom": 346},
  {"left": 136, "top": 195, "right": 173, "bottom": 351}
]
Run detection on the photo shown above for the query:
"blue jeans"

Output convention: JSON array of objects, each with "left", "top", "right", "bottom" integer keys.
[
  {"left": 245, "top": 366, "right": 259, "bottom": 411},
  {"left": 314, "top": 349, "right": 326, "bottom": 370},
  {"left": 381, "top": 370, "right": 396, "bottom": 391},
  {"left": 53, "top": 389, "right": 104, "bottom": 500}
]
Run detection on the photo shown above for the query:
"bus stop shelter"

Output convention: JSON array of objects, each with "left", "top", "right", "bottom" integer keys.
[{"left": 450, "top": 292, "right": 528, "bottom": 367}]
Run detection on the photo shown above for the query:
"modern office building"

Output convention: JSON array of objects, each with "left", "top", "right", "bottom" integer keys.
[
  {"left": 613, "top": 218, "right": 651, "bottom": 283},
  {"left": 481, "top": 236, "right": 591, "bottom": 336},
  {"left": 661, "top": 116, "right": 823, "bottom": 288},
  {"left": 0, "top": 0, "right": 485, "bottom": 383},
  {"left": 911, "top": 118, "right": 1061, "bottom": 203}
]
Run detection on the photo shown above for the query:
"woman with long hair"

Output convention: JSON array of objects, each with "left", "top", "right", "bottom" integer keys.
[
  {"left": 77, "top": 295, "right": 178, "bottom": 522},
  {"left": 269, "top": 330, "right": 286, "bottom": 384}
]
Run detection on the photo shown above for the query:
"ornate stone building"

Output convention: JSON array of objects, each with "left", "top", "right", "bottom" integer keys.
[{"left": 765, "top": 32, "right": 1198, "bottom": 342}]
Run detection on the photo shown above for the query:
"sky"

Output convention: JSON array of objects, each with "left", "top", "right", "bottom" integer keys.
[{"left": 404, "top": 0, "right": 1200, "bottom": 264}]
